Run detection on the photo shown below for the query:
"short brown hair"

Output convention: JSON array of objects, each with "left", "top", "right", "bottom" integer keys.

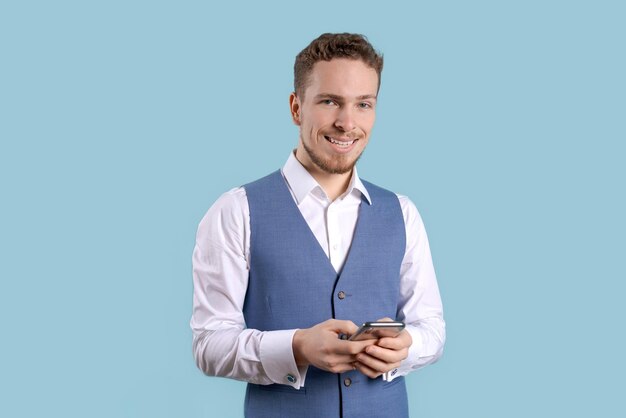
[{"left": 294, "top": 33, "right": 384, "bottom": 98}]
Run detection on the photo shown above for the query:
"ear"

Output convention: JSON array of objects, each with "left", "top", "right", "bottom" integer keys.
[{"left": 289, "top": 92, "right": 301, "bottom": 126}]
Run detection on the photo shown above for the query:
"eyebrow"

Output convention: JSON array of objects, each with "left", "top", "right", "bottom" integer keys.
[{"left": 315, "top": 93, "right": 378, "bottom": 101}]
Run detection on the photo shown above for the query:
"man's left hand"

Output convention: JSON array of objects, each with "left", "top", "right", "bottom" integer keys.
[{"left": 354, "top": 322, "right": 412, "bottom": 379}]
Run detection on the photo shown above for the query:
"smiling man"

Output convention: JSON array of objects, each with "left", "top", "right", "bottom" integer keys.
[{"left": 191, "top": 33, "right": 445, "bottom": 418}]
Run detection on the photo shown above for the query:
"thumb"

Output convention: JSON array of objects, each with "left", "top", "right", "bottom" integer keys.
[
  {"left": 326, "top": 319, "right": 360, "bottom": 335},
  {"left": 375, "top": 317, "right": 394, "bottom": 322}
]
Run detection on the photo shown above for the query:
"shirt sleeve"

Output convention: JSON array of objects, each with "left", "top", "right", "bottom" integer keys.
[
  {"left": 383, "top": 195, "right": 446, "bottom": 382},
  {"left": 190, "top": 188, "right": 307, "bottom": 389}
]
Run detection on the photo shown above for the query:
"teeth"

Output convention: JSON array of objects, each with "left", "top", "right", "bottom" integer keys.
[{"left": 325, "top": 136, "right": 355, "bottom": 147}]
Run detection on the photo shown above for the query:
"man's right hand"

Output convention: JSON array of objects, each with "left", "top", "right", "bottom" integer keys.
[{"left": 292, "top": 319, "right": 375, "bottom": 374}]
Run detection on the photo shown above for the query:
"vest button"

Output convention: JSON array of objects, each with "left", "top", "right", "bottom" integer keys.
[
  {"left": 343, "top": 377, "right": 352, "bottom": 387},
  {"left": 338, "top": 291, "right": 346, "bottom": 300}
]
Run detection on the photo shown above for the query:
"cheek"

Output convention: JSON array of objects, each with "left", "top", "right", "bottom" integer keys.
[
  {"left": 360, "top": 115, "right": 376, "bottom": 134},
  {"left": 300, "top": 121, "right": 317, "bottom": 142},
  {"left": 309, "top": 109, "right": 334, "bottom": 127},
  {"left": 305, "top": 115, "right": 329, "bottom": 137}
]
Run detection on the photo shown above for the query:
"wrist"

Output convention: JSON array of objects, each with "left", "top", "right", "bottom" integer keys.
[{"left": 292, "top": 329, "right": 308, "bottom": 366}]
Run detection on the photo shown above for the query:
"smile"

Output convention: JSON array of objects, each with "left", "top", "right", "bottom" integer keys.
[{"left": 324, "top": 136, "right": 357, "bottom": 148}]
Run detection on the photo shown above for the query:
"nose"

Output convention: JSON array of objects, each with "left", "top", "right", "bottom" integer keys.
[{"left": 334, "top": 106, "right": 356, "bottom": 132}]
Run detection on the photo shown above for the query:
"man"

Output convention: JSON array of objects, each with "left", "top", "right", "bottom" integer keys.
[{"left": 191, "top": 33, "right": 445, "bottom": 417}]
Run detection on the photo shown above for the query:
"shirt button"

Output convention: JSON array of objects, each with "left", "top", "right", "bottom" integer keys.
[
  {"left": 343, "top": 378, "right": 352, "bottom": 387},
  {"left": 332, "top": 244, "right": 338, "bottom": 250},
  {"left": 337, "top": 291, "right": 346, "bottom": 300},
  {"left": 286, "top": 374, "right": 297, "bottom": 384}
]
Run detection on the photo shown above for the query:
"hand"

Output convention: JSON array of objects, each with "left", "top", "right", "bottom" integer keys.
[
  {"left": 354, "top": 318, "right": 413, "bottom": 379},
  {"left": 293, "top": 319, "right": 375, "bottom": 374}
]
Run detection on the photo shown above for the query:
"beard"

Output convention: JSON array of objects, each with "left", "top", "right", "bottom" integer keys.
[{"left": 301, "top": 134, "right": 364, "bottom": 175}]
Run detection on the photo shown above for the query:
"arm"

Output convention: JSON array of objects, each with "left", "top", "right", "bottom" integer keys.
[
  {"left": 355, "top": 196, "right": 446, "bottom": 379},
  {"left": 190, "top": 188, "right": 307, "bottom": 388}
]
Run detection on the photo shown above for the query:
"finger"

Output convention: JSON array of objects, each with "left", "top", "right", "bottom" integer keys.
[
  {"left": 324, "top": 354, "right": 359, "bottom": 366},
  {"left": 326, "top": 319, "right": 360, "bottom": 335},
  {"left": 355, "top": 361, "right": 382, "bottom": 379},
  {"left": 332, "top": 363, "right": 358, "bottom": 374},
  {"left": 364, "top": 344, "right": 406, "bottom": 364},
  {"left": 334, "top": 339, "right": 375, "bottom": 355},
  {"left": 323, "top": 359, "right": 358, "bottom": 374},
  {"left": 375, "top": 317, "right": 394, "bottom": 322},
  {"left": 357, "top": 351, "right": 401, "bottom": 373},
  {"left": 377, "top": 330, "right": 412, "bottom": 350}
]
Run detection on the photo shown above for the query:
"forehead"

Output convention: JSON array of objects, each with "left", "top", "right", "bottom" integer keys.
[{"left": 304, "top": 58, "right": 379, "bottom": 98}]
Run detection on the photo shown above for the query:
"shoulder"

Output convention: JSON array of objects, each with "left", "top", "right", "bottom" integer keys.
[
  {"left": 203, "top": 187, "right": 248, "bottom": 220},
  {"left": 360, "top": 179, "right": 403, "bottom": 211},
  {"left": 242, "top": 170, "right": 282, "bottom": 193},
  {"left": 360, "top": 180, "right": 420, "bottom": 221},
  {"left": 395, "top": 194, "right": 426, "bottom": 235},
  {"left": 196, "top": 187, "right": 249, "bottom": 250}
]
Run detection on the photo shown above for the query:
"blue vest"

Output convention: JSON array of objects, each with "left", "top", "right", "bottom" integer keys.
[{"left": 243, "top": 170, "right": 408, "bottom": 418}]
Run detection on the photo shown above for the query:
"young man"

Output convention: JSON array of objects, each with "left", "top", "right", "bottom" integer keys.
[{"left": 191, "top": 33, "right": 445, "bottom": 417}]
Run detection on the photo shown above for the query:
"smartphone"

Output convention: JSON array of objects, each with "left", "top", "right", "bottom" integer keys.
[{"left": 349, "top": 321, "right": 405, "bottom": 341}]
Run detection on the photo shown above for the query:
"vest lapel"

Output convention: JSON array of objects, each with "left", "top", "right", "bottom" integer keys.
[
  {"left": 275, "top": 173, "right": 338, "bottom": 277},
  {"left": 335, "top": 193, "right": 370, "bottom": 278}
]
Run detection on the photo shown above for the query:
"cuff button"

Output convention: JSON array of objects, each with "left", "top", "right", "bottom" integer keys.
[{"left": 286, "top": 374, "right": 297, "bottom": 384}]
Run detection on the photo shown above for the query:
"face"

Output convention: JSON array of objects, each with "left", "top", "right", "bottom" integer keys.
[{"left": 290, "top": 58, "right": 379, "bottom": 175}]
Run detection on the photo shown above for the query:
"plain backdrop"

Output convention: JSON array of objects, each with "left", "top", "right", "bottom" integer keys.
[{"left": 1, "top": 1, "right": 624, "bottom": 417}]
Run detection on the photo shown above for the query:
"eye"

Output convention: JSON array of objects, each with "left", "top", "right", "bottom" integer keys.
[
  {"left": 321, "top": 99, "right": 336, "bottom": 106},
  {"left": 358, "top": 102, "right": 372, "bottom": 109}
]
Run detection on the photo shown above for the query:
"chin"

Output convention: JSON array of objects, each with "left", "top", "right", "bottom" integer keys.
[{"left": 319, "top": 155, "right": 361, "bottom": 175}]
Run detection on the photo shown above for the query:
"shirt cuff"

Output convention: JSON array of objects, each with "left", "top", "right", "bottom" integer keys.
[
  {"left": 382, "top": 325, "right": 421, "bottom": 382},
  {"left": 259, "top": 329, "right": 308, "bottom": 389}
]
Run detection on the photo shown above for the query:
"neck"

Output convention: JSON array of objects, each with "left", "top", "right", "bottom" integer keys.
[
  {"left": 314, "top": 170, "right": 352, "bottom": 202},
  {"left": 294, "top": 150, "right": 353, "bottom": 201}
]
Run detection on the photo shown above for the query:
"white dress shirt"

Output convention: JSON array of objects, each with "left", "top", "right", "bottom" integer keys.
[{"left": 191, "top": 152, "right": 445, "bottom": 389}]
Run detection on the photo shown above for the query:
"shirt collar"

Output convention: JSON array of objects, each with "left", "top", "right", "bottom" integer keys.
[{"left": 281, "top": 151, "right": 372, "bottom": 205}]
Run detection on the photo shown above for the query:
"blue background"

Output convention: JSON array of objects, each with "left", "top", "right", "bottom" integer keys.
[{"left": 1, "top": 1, "right": 624, "bottom": 417}]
